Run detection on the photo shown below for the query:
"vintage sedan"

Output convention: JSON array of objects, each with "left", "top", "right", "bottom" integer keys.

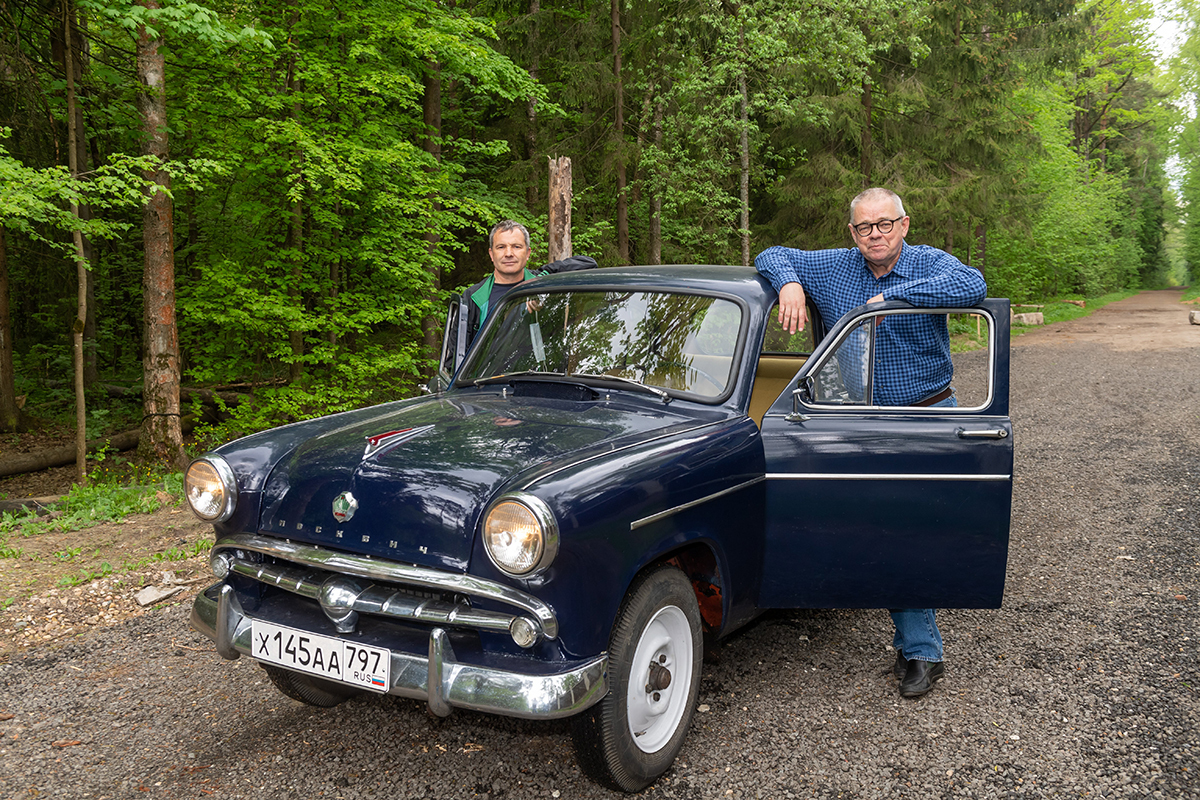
[{"left": 186, "top": 265, "right": 1012, "bottom": 791}]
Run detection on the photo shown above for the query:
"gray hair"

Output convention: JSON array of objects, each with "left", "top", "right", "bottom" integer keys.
[
  {"left": 488, "top": 220, "right": 531, "bottom": 250},
  {"left": 849, "top": 188, "right": 905, "bottom": 222}
]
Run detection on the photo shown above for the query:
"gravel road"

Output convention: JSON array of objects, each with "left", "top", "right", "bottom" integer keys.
[{"left": 2, "top": 290, "right": 1198, "bottom": 800}]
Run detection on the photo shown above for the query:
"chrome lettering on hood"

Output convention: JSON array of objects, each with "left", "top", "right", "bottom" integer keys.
[{"left": 363, "top": 424, "right": 435, "bottom": 460}]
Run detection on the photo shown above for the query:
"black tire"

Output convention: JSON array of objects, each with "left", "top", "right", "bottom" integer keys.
[
  {"left": 571, "top": 566, "right": 703, "bottom": 792},
  {"left": 260, "top": 664, "right": 362, "bottom": 708}
]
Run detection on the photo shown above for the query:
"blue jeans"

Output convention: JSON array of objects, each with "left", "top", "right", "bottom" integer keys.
[
  {"left": 890, "top": 390, "right": 956, "bottom": 663},
  {"left": 890, "top": 609, "right": 942, "bottom": 662}
]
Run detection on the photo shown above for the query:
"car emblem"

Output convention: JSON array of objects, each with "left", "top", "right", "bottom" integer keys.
[{"left": 332, "top": 491, "right": 358, "bottom": 523}]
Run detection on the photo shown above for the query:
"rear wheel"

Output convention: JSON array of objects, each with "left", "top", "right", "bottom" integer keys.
[
  {"left": 260, "top": 664, "right": 362, "bottom": 708},
  {"left": 571, "top": 566, "right": 703, "bottom": 792}
]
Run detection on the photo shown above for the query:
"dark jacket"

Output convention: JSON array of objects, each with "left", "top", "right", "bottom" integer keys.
[
  {"left": 436, "top": 255, "right": 598, "bottom": 381},
  {"left": 463, "top": 255, "right": 598, "bottom": 345}
]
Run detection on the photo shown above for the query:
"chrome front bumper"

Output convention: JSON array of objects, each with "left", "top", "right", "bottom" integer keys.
[{"left": 191, "top": 581, "right": 608, "bottom": 720}]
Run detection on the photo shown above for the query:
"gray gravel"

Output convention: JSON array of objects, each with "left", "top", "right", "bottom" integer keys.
[{"left": 2, "top": 293, "right": 1198, "bottom": 799}]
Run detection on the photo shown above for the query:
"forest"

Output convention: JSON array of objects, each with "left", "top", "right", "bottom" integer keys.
[{"left": 1, "top": 0, "right": 1199, "bottom": 474}]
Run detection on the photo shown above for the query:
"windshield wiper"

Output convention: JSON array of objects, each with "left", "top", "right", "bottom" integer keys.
[
  {"left": 569, "top": 372, "right": 671, "bottom": 403},
  {"left": 471, "top": 370, "right": 566, "bottom": 387},
  {"left": 471, "top": 370, "right": 671, "bottom": 404}
]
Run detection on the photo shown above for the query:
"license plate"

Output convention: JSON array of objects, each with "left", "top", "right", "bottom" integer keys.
[{"left": 251, "top": 620, "right": 391, "bottom": 693}]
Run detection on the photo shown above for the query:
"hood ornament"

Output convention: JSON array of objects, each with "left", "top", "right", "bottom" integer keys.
[
  {"left": 332, "top": 491, "right": 358, "bottom": 523},
  {"left": 362, "top": 424, "right": 435, "bottom": 460}
]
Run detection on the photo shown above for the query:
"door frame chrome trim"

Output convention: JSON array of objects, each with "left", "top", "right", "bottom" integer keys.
[{"left": 766, "top": 473, "right": 1011, "bottom": 481}]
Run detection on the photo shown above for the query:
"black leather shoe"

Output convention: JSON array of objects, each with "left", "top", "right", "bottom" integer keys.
[
  {"left": 892, "top": 651, "right": 908, "bottom": 680},
  {"left": 899, "top": 660, "right": 944, "bottom": 697}
]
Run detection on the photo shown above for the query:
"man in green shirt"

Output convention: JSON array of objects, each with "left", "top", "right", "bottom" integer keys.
[{"left": 464, "top": 220, "right": 596, "bottom": 343}]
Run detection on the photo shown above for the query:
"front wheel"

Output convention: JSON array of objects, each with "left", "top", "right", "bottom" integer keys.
[{"left": 571, "top": 566, "right": 703, "bottom": 792}]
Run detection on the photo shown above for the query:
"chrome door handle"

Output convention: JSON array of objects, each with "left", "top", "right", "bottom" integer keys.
[{"left": 957, "top": 428, "right": 1008, "bottom": 439}]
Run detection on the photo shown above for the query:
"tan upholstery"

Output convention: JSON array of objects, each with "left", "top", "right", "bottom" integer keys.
[{"left": 748, "top": 355, "right": 807, "bottom": 427}]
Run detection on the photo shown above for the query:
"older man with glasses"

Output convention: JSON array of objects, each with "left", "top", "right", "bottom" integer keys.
[{"left": 754, "top": 186, "right": 986, "bottom": 698}]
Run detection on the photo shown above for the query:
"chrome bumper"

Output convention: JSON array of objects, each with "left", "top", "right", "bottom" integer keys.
[{"left": 190, "top": 581, "right": 608, "bottom": 720}]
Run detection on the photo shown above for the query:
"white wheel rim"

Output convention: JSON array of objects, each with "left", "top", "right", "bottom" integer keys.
[{"left": 626, "top": 604, "right": 693, "bottom": 753}]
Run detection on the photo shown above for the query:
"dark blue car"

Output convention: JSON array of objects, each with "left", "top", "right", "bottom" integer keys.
[{"left": 186, "top": 265, "right": 1012, "bottom": 791}]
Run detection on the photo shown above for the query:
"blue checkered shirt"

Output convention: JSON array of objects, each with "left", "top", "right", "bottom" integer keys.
[{"left": 755, "top": 242, "right": 986, "bottom": 406}]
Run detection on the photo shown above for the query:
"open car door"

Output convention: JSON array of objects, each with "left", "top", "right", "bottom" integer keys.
[
  {"left": 757, "top": 298, "right": 1012, "bottom": 609},
  {"left": 427, "top": 295, "right": 469, "bottom": 394}
]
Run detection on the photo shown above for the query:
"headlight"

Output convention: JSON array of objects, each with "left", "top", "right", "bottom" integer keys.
[
  {"left": 483, "top": 494, "right": 558, "bottom": 577},
  {"left": 185, "top": 456, "right": 238, "bottom": 523}
]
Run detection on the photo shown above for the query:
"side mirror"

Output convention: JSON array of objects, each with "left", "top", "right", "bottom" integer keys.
[
  {"left": 797, "top": 374, "right": 814, "bottom": 403},
  {"left": 423, "top": 374, "right": 448, "bottom": 395}
]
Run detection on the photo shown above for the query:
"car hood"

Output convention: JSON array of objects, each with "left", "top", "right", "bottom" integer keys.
[{"left": 256, "top": 392, "right": 702, "bottom": 571}]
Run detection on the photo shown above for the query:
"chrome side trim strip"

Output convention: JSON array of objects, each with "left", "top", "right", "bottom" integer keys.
[
  {"left": 630, "top": 476, "right": 765, "bottom": 530},
  {"left": 765, "top": 473, "right": 1011, "bottom": 481},
  {"left": 191, "top": 583, "right": 608, "bottom": 721},
  {"left": 213, "top": 534, "right": 558, "bottom": 640}
]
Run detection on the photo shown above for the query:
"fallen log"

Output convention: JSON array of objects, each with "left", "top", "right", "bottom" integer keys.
[
  {"left": 0, "top": 494, "right": 63, "bottom": 514},
  {"left": 100, "top": 383, "right": 247, "bottom": 407},
  {"left": 0, "top": 416, "right": 197, "bottom": 479}
]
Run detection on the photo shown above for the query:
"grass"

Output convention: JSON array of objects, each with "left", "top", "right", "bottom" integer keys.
[
  {"left": 57, "top": 562, "right": 117, "bottom": 588},
  {"left": 52, "top": 541, "right": 212, "bottom": 589},
  {"left": 0, "top": 467, "right": 204, "bottom": 609},
  {"left": 1182, "top": 285, "right": 1200, "bottom": 304},
  {"left": 0, "top": 471, "right": 184, "bottom": 540}
]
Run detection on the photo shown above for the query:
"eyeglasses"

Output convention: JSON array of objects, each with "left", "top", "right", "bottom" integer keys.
[{"left": 851, "top": 216, "right": 904, "bottom": 237}]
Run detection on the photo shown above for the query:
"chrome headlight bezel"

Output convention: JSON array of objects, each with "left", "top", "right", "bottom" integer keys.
[
  {"left": 482, "top": 493, "right": 559, "bottom": 578},
  {"left": 184, "top": 455, "right": 238, "bottom": 523}
]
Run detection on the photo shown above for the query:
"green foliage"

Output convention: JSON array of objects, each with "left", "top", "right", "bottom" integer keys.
[
  {"left": 986, "top": 86, "right": 1149, "bottom": 302},
  {"left": 0, "top": 131, "right": 157, "bottom": 252},
  {"left": 0, "top": 0, "right": 1179, "bottom": 439},
  {"left": 57, "top": 562, "right": 116, "bottom": 589}
]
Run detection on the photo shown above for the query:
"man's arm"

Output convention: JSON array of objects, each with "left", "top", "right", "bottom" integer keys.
[
  {"left": 883, "top": 248, "right": 986, "bottom": 307},
  {"left": 539, "top": 255, "right": 597, "bottom": 274},
  {"left": 755, "top": 246, "right": 809, "bottom": 334}
]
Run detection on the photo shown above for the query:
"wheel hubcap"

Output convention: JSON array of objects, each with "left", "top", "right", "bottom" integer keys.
[{"left": 626, "top": 605, "right": 693, "bottom": 753}]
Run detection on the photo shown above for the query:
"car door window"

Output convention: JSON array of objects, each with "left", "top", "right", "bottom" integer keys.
[{"left": 799, "top": 310, "right": 994, "bottom": 411}]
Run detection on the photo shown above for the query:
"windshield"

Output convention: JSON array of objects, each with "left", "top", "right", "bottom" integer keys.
[{"left": 458, "top": 290, "right": 744, "bottom": 400}]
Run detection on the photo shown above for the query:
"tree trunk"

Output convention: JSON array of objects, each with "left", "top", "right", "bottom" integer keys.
[
  {"left": 56, "top": 0, "right": 99, "bottom": 388},
  {"left": 64, "top": 0, "right": 88, "bottom": 483},
  {"left": 860, "top": 78, "right": 873, "bottom": 187},
  {"left": 282, "top": 38, "right": 305, "bottom": 382},
  {"left": 650, "top": 100, "right": 662, "bottom": 265},
  {"left": 548, "top": 157, "right": 572, "bottom": 261},
  {"left": 525, "top": 0, "right": 540, "bottom": 210},
  {"left": 136, "top": 0, "right": 185, "bottom": 470},
  {"left": 738, "top": 26, "right": 750, "bottom": 267},
  {"left": 0, "top": 226, "right": 21, "bottom": 433},
  {"left": 420, "top": 60, "right": 444, "bottom": 363},
  {"left": 612, "top": 0, "right": 628, "bottom": 263},
  {"left": 974, "top": 222, "right": 987, "bottom": 281}
]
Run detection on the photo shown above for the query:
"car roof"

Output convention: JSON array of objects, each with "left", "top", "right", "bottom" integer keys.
[{"left": 518, "top": 264, "right": 777, "bottom": 307}]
